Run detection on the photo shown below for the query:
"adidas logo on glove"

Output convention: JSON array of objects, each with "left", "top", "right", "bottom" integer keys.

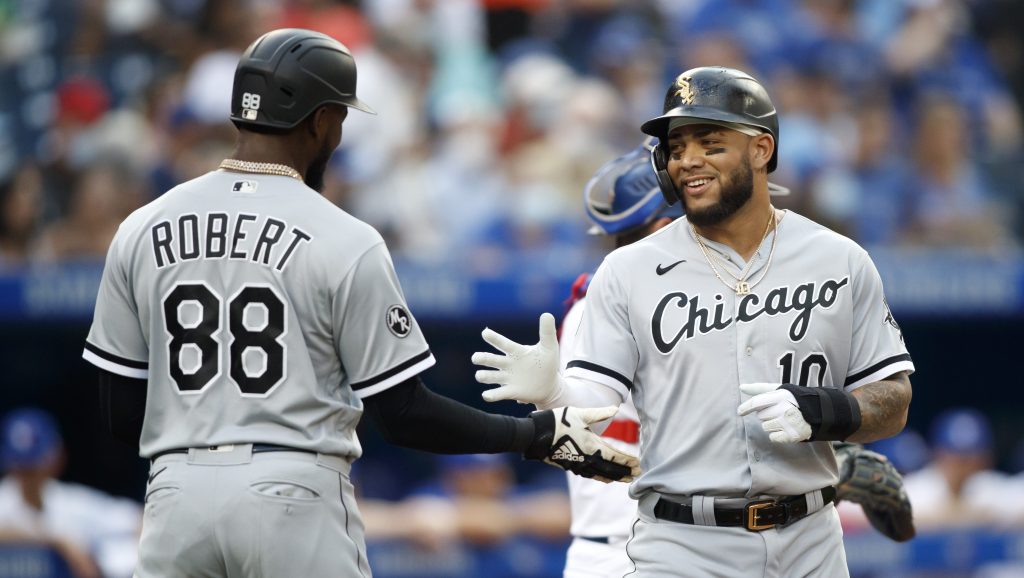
[{"left": 551, "top": 439, "right": 586, "bottom": 463}]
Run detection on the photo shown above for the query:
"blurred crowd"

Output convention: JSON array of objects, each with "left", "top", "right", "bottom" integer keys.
[
  {"left": 3, "top": 2, "right": 1024, "bottom": 575},
  {"left": 9, "top": 403, "right": 1024, "bottom": 577},
  {"left": 1, "top": 0, "right": 1023, "bottom": 272}
]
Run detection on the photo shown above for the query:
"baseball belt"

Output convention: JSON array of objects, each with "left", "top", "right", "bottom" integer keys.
[
  {"left": 151, "top": 443, "right": 316, "bottom": 462},
  {"left": 653, "top": 486, "right": 836, "bottom": 532}
]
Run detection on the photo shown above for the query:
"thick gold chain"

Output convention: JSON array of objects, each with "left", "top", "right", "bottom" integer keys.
[
  {"left": 219, "top": 159, "right": 302, "bottom": 180},
  {"left": 690, "top": 209, "right": 778, "bottom": 295}
]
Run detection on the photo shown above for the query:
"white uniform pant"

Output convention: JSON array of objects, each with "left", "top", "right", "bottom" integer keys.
[
  {"left": 564, "top": 533, "right": 635, "bottom": 578},
  {"left": 135, "top": 444, "right": 367, "bottom": 578},
  {"left": 625, "top": 493, "right": 849, "bottom": 578}
]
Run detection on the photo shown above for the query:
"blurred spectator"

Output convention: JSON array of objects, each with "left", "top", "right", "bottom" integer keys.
[
  {"left": 34, "top": 160, "right": 144, "bottom": 262},
  {"left": 868, "top": 429, "right": 931, "bottom": 475},
  {"left": 398, "top": 454, "right": 570, "bottom": 546},
  {"left": 902, "top": 408, "right": 1024, "bottom": 529},
  {"left": 0, "top": 164, "right": 44, "bottom": 267},
  {"left": 672, "top": 0, "right": 799, "bottom": 75},
  {"left": 900, "top": 94, "right": 1016, "bottom": 249},
  {"left": 0, "top": 408, "right": 141, "bottom": 578},
  {"left": 807, "top": 95, "right": 914, "bottom": 245}
]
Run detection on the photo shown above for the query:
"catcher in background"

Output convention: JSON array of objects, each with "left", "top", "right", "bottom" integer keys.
[{"left": 478, "top": 138, "right": 914, "bottom": 577}]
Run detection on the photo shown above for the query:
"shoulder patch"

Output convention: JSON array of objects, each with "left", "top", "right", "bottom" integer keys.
[{"left": 386, "top": 305, "right": 412, "bottom": 338}]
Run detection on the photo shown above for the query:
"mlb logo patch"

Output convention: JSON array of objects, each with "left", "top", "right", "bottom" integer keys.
[{"left": 232, "top": 180, "right": 258, "bottom": 193}]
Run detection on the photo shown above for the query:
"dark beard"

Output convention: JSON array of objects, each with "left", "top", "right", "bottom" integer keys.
[
  {"left": 684, "top": 157, "right": 754, "bottom": 227},
  {"left": 304, "top": 150, "right": 331, "bottom": 193}
]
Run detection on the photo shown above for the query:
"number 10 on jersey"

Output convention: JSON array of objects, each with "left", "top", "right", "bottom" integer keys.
[{"left": 163, "top": 283, "right": 286, "bottom": 396}]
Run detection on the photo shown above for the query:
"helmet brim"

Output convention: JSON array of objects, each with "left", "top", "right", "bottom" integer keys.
[
  {"left": 343, "top": 95, "right": 376, "bottom": 115},
  {"left": 641, "top": 106, "right": 772, "bottom": 139}
]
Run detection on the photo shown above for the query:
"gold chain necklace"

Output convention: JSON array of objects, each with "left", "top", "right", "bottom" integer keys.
[
  {"left": 219, "top": 159, "right": 302, "bottom": 180},
  {"left": 690, "top": 209, "right": 778, "bottom": 295}
]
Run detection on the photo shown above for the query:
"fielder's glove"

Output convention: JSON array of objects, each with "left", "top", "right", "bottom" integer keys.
[
  {"left": 525, "top": 406, "right": 640, "bottom": 483},
  {"left": 834, "top": 442, "right": 916, "bottom": 542},
  {"left": 738, "top": 382, "right": 861, "bottom": 443},
  {"left": 473, "top": 313, "right": 563, "bottom": 407}
]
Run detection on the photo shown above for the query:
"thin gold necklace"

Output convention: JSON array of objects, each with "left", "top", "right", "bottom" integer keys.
[
  {"left": 690, "top": 209, "right": 778, "bottom": 295},
  {"left": 219, "top": 159, "right": 302, "bottom": 180}
]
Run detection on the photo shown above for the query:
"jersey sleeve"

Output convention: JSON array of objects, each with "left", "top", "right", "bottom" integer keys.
[
  {"left": 844, "top": 249, "right": 915, "bottom": 390},
  {"left": 563, "top": 259, "right": 636, "bottom": 401},
  {"left": 558, "top": 299, "right": 585, "bottom": 372},
  {"left": 83, "top": 228, "right": 149, "bottom": 378},
  {"left": 334, "top": 242, "right": 435, "bottom": 398}
]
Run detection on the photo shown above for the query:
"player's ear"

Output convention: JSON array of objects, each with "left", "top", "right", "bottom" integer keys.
[
  {"left": 749, "top": 133, "right": 773, "bottom": 172},
  {"left": 307, "top": 106, "right": 329, "bottom": 138}
]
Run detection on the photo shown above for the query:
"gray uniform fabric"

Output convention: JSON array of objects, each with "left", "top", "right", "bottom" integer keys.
[
  {"left": 84, "top": 170, "right": 434, "bottom": 459},
  {"left": 138, "top": 445, "right": 367, "bottom": 578},
  {"left": 84, "top": 169, "right": 435, "bottom": 577},
  {"left": 565, "top": 211, "right": 912, "bottom": 576},
  {"left": 627, "top": 492, "right": 849, "bottom": 578}
]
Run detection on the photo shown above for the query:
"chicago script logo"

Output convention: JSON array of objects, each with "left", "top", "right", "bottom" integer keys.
[{"left": 650, "top": 277, "right": 850, "bottom": 353}]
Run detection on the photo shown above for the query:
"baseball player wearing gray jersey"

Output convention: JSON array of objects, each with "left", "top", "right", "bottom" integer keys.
[
  {"left": 82, "top": 28, "right": 637, "bottom": 578},
  {"left": 474, "top": 67, "right": 914, "bottom": 577}
]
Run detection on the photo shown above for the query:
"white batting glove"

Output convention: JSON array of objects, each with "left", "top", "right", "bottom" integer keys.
[
  {"left": 472, "top": 313, "right": 563, "bottom": 407},
  {"left": 737, "top": 382, "right": 813, "bottom": 443},
  {"left": 525, "top": 406, "right": 641, "bottom": 483}
]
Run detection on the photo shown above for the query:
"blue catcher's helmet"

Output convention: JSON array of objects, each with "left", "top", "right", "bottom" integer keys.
[{"left": 584, "top": 138, "right": 685, "bottom": 236}]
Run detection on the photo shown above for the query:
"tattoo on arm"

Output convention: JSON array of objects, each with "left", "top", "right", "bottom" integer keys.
[{"left": 847, "top": 371, "right": 912, "bottom": 443}]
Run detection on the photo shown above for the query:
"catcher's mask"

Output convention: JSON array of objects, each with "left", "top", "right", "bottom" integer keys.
[{"left": 584, "top": 137, "right": 684, "bottom": 236}]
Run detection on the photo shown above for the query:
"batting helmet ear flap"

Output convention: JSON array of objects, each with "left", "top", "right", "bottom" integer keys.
[{"left": 650, "top": 144, "right": 681, "bottom": 206}]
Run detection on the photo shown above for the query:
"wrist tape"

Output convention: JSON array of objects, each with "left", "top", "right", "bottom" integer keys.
[
  {"left": 779, "top": 384, "right": 861, "bottom": 441},
  {"left": 524, "top": 410, "right": 555, "bottom": 460}
]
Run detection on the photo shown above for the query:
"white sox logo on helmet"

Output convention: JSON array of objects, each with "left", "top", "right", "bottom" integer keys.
[{"left": 674, "top": 74, "right": 695, "bottom": 105}]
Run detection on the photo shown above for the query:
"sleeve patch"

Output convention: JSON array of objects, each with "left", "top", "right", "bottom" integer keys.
[{"left": 385, "top": 305, "right": 412, "bottom": 338}]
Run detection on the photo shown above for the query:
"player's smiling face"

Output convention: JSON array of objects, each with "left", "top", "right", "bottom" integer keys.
[{"left": 666, "top": 123, "right": 755, "bottom": 226}]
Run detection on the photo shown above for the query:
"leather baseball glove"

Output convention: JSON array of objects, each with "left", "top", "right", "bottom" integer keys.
[{"left": 834, "top": 442, "right": 916, "bottom": 542}]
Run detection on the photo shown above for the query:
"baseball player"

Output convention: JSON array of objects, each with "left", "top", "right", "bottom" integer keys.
[
  {"left": 535, "top": 141, "right": 914, "bottom": 577},
  {"left": 473, "top": 66, "right": 914, "bottom": 577},
  {"left": 80, "top": 28, "right": 637, "bottom": 578}
]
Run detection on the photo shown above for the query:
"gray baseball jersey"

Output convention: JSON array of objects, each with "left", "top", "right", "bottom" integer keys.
[
  {"left": 565, "top": 211, "right": 914, "bottom": 500},
  {"left": 83, "top": 170, "right": 435, "bottom": 459}
]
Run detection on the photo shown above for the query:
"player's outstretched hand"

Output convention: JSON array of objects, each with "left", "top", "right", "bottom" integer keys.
[
  {"left": 472, "top": 313, "right": 562, "bottom": 407},
  {"left": 737, "top": 382, "right": 812, "bottom": 443},
  {"left": 524, "top": 406, "right": 640, "bottom": 483}
]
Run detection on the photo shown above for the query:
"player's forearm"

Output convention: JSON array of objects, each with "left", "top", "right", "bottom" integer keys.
[
  {"left": 364, "top": 376, "right": 536, "bottom": 454},
  {"left": 846, "top": 372, "right": 912, "bottom": 443},
  {"left": 543, "top": 375, "right": 621, "bottom": 411},
  {"left": 98, "top": 369, "right": 148, "bottom": 447}
]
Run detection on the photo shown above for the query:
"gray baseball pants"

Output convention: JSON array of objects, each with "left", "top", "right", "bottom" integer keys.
[
  {"left": 135, "top": 444, "right": 368, "bottom": 578},
  {"left": 624, "top": 492, "right": 849, "bottom": 578}
]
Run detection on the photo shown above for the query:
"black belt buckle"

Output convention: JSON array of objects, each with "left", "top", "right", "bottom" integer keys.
[{"left": 745, "top": 500, "right": 776, "bottom": 531}]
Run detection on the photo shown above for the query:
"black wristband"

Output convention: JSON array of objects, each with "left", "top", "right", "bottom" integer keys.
[
  {"left": 779, "top": 384, "right": 861, "bottom": 441},
  {"left": 524, "top": 410, "right": 555, "bottom": 460}
]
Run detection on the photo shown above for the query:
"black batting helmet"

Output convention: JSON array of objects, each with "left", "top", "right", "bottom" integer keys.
[
  {"left": 230, "top": 28, "right": 375, "bottom": 130},
  {"left": 641, "top": 66, "right": 779, "bottom": 204}
]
